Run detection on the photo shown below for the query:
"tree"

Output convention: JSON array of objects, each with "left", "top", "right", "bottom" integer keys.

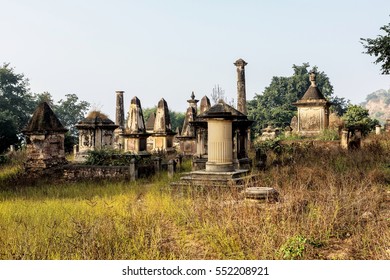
[
  {"left": 0, "top": 63, "right": 36, "bottom": 152},
  {"left": 0, "top": 63, "right": 35, "bottom": 131},
  {"left": 0, "top": 112, "right": 18, "bottom": 153},
  {"left": 142, "top": 107, "right": 184, "bottom": 132},
  {"left": 361, "top": 18, "right": 390, "bottom": 74},
  {"left": 169, "top": 111, "right": 185, "bottom": 133},
  {"left": 142, "top": 107, "right": 157, "bottom": 124},
  {"left": 247, "top": 63, "right": 343, "bottom": 136},
  {"left": 210, "top": 84, "right": 235, "bottom": 107},
  {"left": 210, "top": 84, "right": 226, "bottom": 104},
  {"left": 329, "top": 96, "right": 350, "bottom": 116},
  {"left": 55, "top": 93, "right": 90, "bottom": 138},
  {"left": 342, "top": 105, "right": 379, "bottom": 135}
]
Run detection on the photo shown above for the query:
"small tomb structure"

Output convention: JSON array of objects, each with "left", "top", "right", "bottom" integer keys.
[
  {"left": 293, "top": 71, "right": 331, "bottom": 136},
  {"left": 75, "top": 111, "right": 118, "bottom": 161},
  {"left": 23, "top": 102, "right": 68, "bottom": 171},
  {"left": 121, "top": 96, "right": 150, "bottom": 155}
]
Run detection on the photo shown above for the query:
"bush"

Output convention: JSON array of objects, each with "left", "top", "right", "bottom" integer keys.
[
  {"left": 0, "top": 155, "right": 8, "bottom": 165},
  {"left": 84, "top": 149, "right": 140, "bottom": 166},
  {"left": 279, "top": 235, "right": 307, "bottom": 260}
]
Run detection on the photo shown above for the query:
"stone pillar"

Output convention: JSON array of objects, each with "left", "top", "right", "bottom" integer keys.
[
  {"left": 73, "top": 144, "right": 78, "bottom": 157},
  {"left": 153, "top": 157, "right": 162, "bottom": 173},
  {"left": 130, "top": 158, "right": 138, "bottom": 181},
  {"left": 375, "top": 125, "right": 381, "bottom": 135},
  {"left": 234, "top": 58, "right": 248, "bottom": 115},
  {"left": 341, "top": 129, "right": 349, "bottom": 149},
  {"left": 168, "top": 159, "right": 176, "bottom": 178},
  {"left": 116, "top": 91, "right": 125, "bottom": 128},
  {"left": 115, "top": 91, "right": 125, "bottom": 150},
  {"left": 206, "top": 119, "right": 234, "bottom": 172}
]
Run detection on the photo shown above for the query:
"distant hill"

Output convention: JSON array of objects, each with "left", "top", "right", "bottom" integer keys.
[{"left": 361, "top": 89, "right": 390, "bottom": 124}]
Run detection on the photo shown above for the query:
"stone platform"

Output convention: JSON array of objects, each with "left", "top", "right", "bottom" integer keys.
[{"left": 171, "top": 169, "right": 251, "bottom": 188}]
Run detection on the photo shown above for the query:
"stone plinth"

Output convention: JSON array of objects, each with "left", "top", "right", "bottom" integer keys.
[
  {"left": 174, "top": 169, "right": 250, "bottom": 188},
  {"left": 244, "top": 187, "right": 279, "bottom": 202}
]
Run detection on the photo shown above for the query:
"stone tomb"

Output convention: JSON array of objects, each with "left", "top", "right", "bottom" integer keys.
[
  {"left": 23, "top": 102, "right": 68, "bottom": 171},
  {"left": 176, "top": 92, "right": 198, "bottom": 156},
  {"left": 151, "top": 98, "right": 176, "bottom": 153},
  {"left": 121, "top": 96, "right": 150, "bottom": 155},
  {"left": 74, "top": 111, "right": 118, "bottom": 161},
  {"left": 174, "top": 100, "right": 251, "bottom": 187},
  {"left": 190, "top": 95, "right": 211, "bottom": 170},
  {"left": 293, "top": 71, "right": 330, "bottom": 136}
]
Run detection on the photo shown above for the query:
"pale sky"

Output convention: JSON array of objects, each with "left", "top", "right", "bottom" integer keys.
[{"left": 1, "top": 0, "right": 389, "bottom": 120}]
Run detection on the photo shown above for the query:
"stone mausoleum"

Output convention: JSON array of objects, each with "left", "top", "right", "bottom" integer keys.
[
  {"left": 23, "top": 102, "right": 68, "bottom": 171},
  {"left": 176, "top": 92, "right": 198, "bottom": 156},
  {"left": 293, "top": 71, "right": 331, "bottom": 136},
  {"left": 150, "top": 98, "right": 176, "bottom": 153},
  {"left": 121, "top": 96, "right": 150, "bottom": 155},
  {"left": 74, "top": 111, "right": 118, "bottom": 161}
]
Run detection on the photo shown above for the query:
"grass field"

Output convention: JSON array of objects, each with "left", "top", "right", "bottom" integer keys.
[{"left": 0, "top": 136, "right": 389, "bottom": 260}]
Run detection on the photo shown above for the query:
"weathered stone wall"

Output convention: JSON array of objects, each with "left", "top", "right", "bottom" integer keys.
[
  {"left": 63, "top": 160, "right": 161, "bottom": 181},
  {"left": 63, "top": 165, "right": 130, "bottom": 180},
  {"left": 25, "top": 133, "right": 67, "bottom": 170}
]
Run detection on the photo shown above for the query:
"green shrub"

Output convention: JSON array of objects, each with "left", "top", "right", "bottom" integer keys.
[
  {"left": 279, "top": 235, "right": 307, "bottom": 260},
  {"left": 84, "top": 149, "right": 140, "bottom": 166}
]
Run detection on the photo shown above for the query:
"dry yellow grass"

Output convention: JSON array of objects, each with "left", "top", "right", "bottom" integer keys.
[{"left": 0, "top": 135, "right": 388, "bottom": 260}]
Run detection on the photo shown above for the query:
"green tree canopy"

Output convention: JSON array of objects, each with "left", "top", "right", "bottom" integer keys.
[
  {"left": 0, "top": 111, "right": 18, "bottom": 153},
  {"left": 361, "top": 18, "right": 390, "bottom": 74},
  {"left": 0, "top": 63, "right": 91, "bottom": 153},
  {"left": 142, "top": 107, "right": 184, "bottom": 132},
  {"left": 247, "top": 63, "right": 346, "bottom": 136},
  {"left": 342, "top": 105, "right": 379, "bottom": 135},
  {"left": 0, "top": 63, "right": 36, "bottom": 152},
  {"left": 0, "top": 63, "right": 35, "bottom": 131}
]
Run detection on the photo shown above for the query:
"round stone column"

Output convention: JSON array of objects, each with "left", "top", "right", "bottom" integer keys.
[{"left": 206, "top": 119, "right": 234, "bottom": 172}]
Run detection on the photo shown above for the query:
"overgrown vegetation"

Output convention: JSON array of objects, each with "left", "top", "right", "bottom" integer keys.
[
  {"left": 0, "top": 136, "right": 389, "bottom": 260},
  {"left": 84, "top": 149, "right": 140, "bottom": 166}
]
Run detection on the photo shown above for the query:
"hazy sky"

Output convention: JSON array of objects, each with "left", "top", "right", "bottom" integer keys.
[{"left": 1, "top": 0, "right": 389, "bottom": 120}]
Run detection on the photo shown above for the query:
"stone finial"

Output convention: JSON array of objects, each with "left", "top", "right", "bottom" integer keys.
[
  {"left": 234, "top": 58, "right": 248, "bottom": 67},
  {"left": 309, "top": 71, "right": 317, "bottom": 87},
  {"left": 187, "top": 92, "right": 199, "bottom": 110}
]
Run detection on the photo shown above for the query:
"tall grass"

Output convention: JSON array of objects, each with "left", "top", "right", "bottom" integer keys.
[{"left": 0, "top": 136, "right": 389, "bottom": 259}]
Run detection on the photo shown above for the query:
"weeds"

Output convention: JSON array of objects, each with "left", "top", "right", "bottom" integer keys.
[{"left": 0, "top": 135, "right": 389, "bottom": 259}]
